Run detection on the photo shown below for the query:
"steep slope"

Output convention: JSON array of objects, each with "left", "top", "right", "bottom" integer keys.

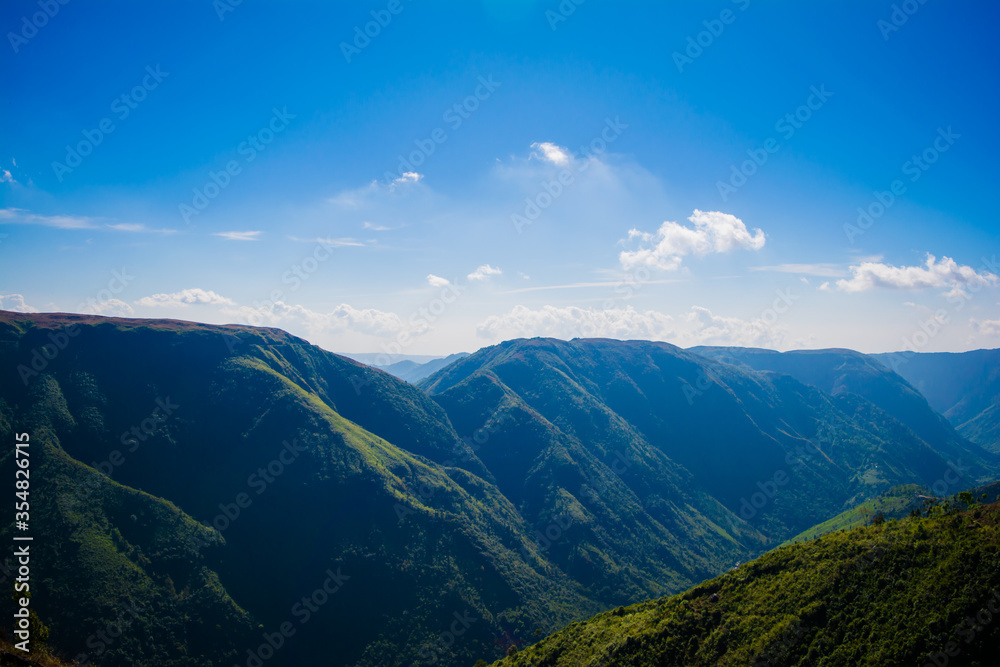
[
  {"left": 491, "top": 503, "right": 1000, "bottom": 666},
  {"left": 873, "top": 349, "right": 1000, "bottom": 454},
  {"left": 0, "top": 313, "right": 597, "bottom": 667},
  {"left": 690, "top": 346, "right": 996, "bottom": 466},
  {"left": 421, "top": 338, "right": 998, "bottom": 602}
]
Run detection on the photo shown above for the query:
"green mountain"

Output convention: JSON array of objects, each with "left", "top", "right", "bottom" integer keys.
[
  {"left": 421, "top": 338, "right": 998, "bottom": 590},
  {"left": 688, "top": 346, "right": 991, "bottom": 468},
  {"left": 781, "top": 484, "right": 926, "bottom": 545},
  {"left": 0, "top": 313, "right": 597, "bottom": 666},
  {"left": 873, "top": 349, "right": 1000, "bottom": 454},
  {"left": 490, "top": 501, "right": 1000, "bottom": 666},
  {"left": 3, "top": 315, "right": 998, "bottom": 666}
]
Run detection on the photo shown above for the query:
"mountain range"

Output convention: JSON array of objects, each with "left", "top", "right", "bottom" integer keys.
[
  {"left": 1, "top": 311, "right": 997, "bottom": 666},
  {"left": 872, "top": 349, "right": 1000, "bottom": 454}
]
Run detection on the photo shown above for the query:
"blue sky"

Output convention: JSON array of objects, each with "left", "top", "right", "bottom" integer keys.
[{"left": 2, "top": 0, "right": 999, "bottom": 357}]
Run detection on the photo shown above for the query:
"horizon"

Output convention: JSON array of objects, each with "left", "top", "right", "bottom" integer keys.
[
  {"left": 3, "top": 308, "right": 998, "bottom": 365},
  {"left": 2, "top": 1, "right": 999, "bottom": 356}
]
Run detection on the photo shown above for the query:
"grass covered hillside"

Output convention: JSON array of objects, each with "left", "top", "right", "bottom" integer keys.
[
  {"left": 0, "top": 313, "right": 598, "bottom": 666},
  {"left": 491, "top": 501, "right": 1000, "bottom": 667}
]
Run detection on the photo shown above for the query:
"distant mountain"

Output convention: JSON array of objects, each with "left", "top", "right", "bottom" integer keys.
[
  {"left": 490, "top": 501, "right": 1000, "bottom": 666},
  {"left": 872, "top": 349, "right": 1000, "bottom": 454},
  {"left": 421, "top": 338, "right": 998, "bottom": 591},
  {"left": 376, "top": 352, "right": 471, "bottom": 384},
  {"left": 689, "top": 346, "right": 993, "bottom": 465}
]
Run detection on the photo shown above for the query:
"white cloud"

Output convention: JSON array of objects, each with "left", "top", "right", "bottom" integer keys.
[
  {"left": 686, "top": 306, "right": 788, "bottom": 349},
  {"left": 971, "top": 318, "right": 1000, "bottom": 337},
  {"left": 835, "top": 254, "right": 997, "bottom": 298},
  {"left": 467, "top": 264, "right": 502, "bottom": 282},
  {"left": 0, "top": 294, "right": 38, "bottom": 313},
  {"left": 362, "top": 221, "right": 402, "bottom": 231},
  {"left": 476, "top": 305, "right": 674, "bottom": 341},
  {"left": 136, "top": 288, "right": 237, "bottom": 308},
  {"left": 392, "top": 171, "right": 423, "bottom": 187},
  {"left": 105, "top": 223, "right": 177, "bottom": 234},
  {"left": 530, "top": 142, "right": 571, "bottom": 166},
  {"left": 426, "top": 274, "right": 452, "bottom": 288},
  {"left": 0, "top": 208, "right": 97, "bottom": 230},
  {"left": 1, "top": 170, "right": 15, "bottom": 184},
  {"left": 224, "top": 301, "right": 408, "bottom": 337},
  {"left": 329, "top": 172, "right": 425, "bottom": 209},
  {"left": 80, "top": 298, "right": 134, "bottom": 317},
  {"left": 213, "top": 230, "right": 262, "bottom": 242},
  {"left": 620, "top": 210, "right": 766, "bottom": 271}
]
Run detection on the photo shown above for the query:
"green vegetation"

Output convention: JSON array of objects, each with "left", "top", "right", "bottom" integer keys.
[
  {"left": 782, "top": 484, "right": 925, "bottom": 545},
  {"left": 491, "top": 503, "right": 1000, "bottom": 666},
  {"left": 872, "top": 349, "right": 1000, "bottom": 454},
  {"left": 1, "top": 314, "right": 997, "bottom": 666}
]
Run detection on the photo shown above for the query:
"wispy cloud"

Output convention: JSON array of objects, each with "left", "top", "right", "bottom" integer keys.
[
  {"left": 105, "top": 223, "right": 178, "bottom": 234},
  {"left": 362, "top": 221, "right": 402, "bottom": 231},
  {"left": 223, "top": 301, "right": 409, "bottom": 336},
  {"left": 213, "top": 230, "right": 262, "bottom": 242},
  {"left": 329, "top": 172, "right": 425, "bottom": 209},
  {"left": 467, "top": 264, "right": 502, "bottom": 282},
  {"left": 0, "top": 294, "right": 38, "bottom": 313},
  {"left": 502, "top": 279, "right": 681, "bottom": 294},
  {"left": 288, "top": 236, "right": 365, "bottom": 247},
  {"left": 477, "top": 304, "right": 675, "bottom": 341},
  {"left": 0, "top": 208, "right": 98, "bottom": 230},
  {"left": 136, "top": 288, "right": 236, "bottom": 308},
  {"left": 750, "top": 263, "right": 846, "bottom": 278},
  {"left": 686, "top": 306, "right": 789, "bottom": 349},
  {"left": 971, "top": 318, "right": 1000, "bottom": 337}
]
